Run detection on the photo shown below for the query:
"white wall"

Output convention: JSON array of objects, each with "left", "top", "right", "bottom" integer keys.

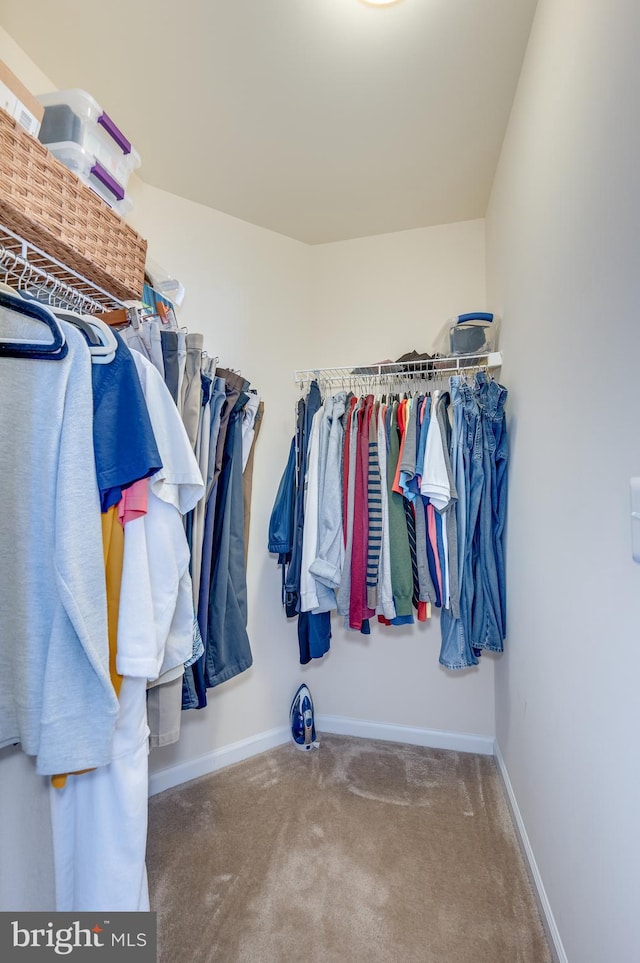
[
  {"left": 0, "top": 26, "right": 55, "bottom": 94},
  {"left": 126, "top": 193, "right": 495, "bottom": 775},
  {"left": 486, "top": 1, "right": 640, "bottom": 960},
  {"left": 305, "top": 222, "right": 495, "bottom": 738},
  {"left": 127, "top": 179, "right": 315, "bottom": 774}
]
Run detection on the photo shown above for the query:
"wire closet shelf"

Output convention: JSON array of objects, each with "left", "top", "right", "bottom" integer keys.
[
  {"left": 294, "top": 352, "right": 503, "bottom": 392},
  {"left": 0, "top": 221, "right": 128, "bottom": 315}
]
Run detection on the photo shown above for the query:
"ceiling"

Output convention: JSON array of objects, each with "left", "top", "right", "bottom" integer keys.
[{"left": 1, "top": 0, "right": 538, "bottom": 244}]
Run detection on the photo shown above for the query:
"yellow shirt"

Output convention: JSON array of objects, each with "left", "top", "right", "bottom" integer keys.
[{"left": 51, "top": 506, "right": 123, "bottom": 788}]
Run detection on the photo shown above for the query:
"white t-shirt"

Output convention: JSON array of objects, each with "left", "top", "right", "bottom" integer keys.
[
  {"left": 241, "top": 392, "right": 261, "bottom": 472},
  {"left": 116, "top": 352, "right": 204, "bottom": 682},
  {"left": 420, "top": 391, "right": 451, "bottom": 512}
]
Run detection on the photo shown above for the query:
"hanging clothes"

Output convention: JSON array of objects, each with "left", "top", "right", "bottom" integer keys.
[
  {"left": 309, "top": 392, "right": 346, "bottom": 593},
  {"left": 0, "top": 314, "right": 118, "bottom": 775},
  {"left": 205, "top": 386, "right": 254, "bottom": 687},
  {"left": 194, "top": 375, "right": 228, "bottom": 651},
  {"left": 121, "top": 350, "right": 204, "bottom": 683},
  {"left": 50, "top": 675, "right": 152, "bottom": 912},
  {"left": 269, "top": 369, "right": 508, "bottom": 668},
  {"left": 243, "top": 399, "right": 264, "bottom": 562},
  {"left": 48, "top": 332, "right": 204, "bottom": 914},
  {"left": 119, "top": 328, "right": 264, "bottom": 710},
  {"left": 336, "top": 396, "right": 360, "bottom": 624},
  {"left": 1, "top": 285, "right": 264, "bottom": 914},
  {"left": 181, "top": 332, "right": 204, "bottom": 449},
  {"left": 285, "top": 381, "right": 332, "bottom": 664},
  {"left": 387, "top": 400, "right": 414, "bottom": 624},
  {"left": 190, "top": 369, "right": 214, "bottom": 605}
]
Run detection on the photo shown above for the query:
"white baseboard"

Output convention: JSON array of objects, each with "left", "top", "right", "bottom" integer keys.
[
  {"left": 148, "top": 725, "right": 290, "bottom": 797},
  {"left": 317, "top": 714, "right": 495, "bottom": 755},
  {"left": 494, "top": 741, "right": 567, "bottom": 963},
  {"left": 149, "top": 717, "right": 494, "bottom": 796}
]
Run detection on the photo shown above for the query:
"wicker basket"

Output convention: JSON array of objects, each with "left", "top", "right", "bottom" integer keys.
[{"left": 0, "top": 107, "right": 146, "bottom": 301}]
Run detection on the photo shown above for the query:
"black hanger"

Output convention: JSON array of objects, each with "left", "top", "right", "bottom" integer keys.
[{"left": 0, "top": 291, "right": 67, "bottom": 359}]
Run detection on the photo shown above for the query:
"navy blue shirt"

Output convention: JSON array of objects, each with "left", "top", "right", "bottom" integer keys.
[{"left": 91, "top": 330, "right": 162, "bottom": 512}]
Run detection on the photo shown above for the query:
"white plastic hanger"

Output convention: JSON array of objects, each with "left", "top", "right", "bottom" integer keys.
[
  {"left": 53, "top": 308, "right": 117, "bottom": 364},
  {"left": 82, "top": 314, "right": 118, "bottom": 364}
]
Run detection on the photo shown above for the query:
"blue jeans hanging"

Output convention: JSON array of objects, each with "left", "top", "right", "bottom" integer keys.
[
  {"left": 472, "top": 372, "right": 508, "bottom": 649},
  {"left": 439, "top": 378, "right": 481, "bottom": 670}
]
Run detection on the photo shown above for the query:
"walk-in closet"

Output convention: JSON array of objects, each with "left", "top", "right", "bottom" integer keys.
[{"left": 0, "top": 2, "right": 638, "bottom": 961}]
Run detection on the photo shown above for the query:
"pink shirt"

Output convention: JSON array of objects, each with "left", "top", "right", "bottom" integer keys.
[
  {"left": 118, "top": 478, "right": 149, "bottom": 527},
  {"left": 426, "top": 504, "right": 443, "bottom": 601}
]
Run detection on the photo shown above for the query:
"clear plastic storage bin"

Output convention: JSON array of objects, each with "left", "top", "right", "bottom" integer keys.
[
  {"left": 47, "top": 141, "right": 133, "bottom": 218},
  {"left": 37, "top": 89, "right": 141, "bottom": 191}
]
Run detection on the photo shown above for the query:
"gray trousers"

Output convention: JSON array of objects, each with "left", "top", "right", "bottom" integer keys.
[
  {"left": 181, "top": 333, "right": 204, "bottom": 449},
  {"left": 147, "top": 674, "right": 183, "bottom": 748}
]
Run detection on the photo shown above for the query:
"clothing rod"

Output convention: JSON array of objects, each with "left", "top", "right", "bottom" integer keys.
[
  {"left": 294, "top": 351, "right": 503, "bottom": 388},
  {"left": 0, "top": 222, "right": 128, "bottom": 314}
]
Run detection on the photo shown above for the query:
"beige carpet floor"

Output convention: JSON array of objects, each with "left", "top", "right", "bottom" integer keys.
[{"left": 147, "top": 734, "right": 552, "bottom": 963}]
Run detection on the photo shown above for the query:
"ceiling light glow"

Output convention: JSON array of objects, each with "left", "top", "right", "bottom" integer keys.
[{"left": 359, "top": 0, "right": 404, "bottom": 6}]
